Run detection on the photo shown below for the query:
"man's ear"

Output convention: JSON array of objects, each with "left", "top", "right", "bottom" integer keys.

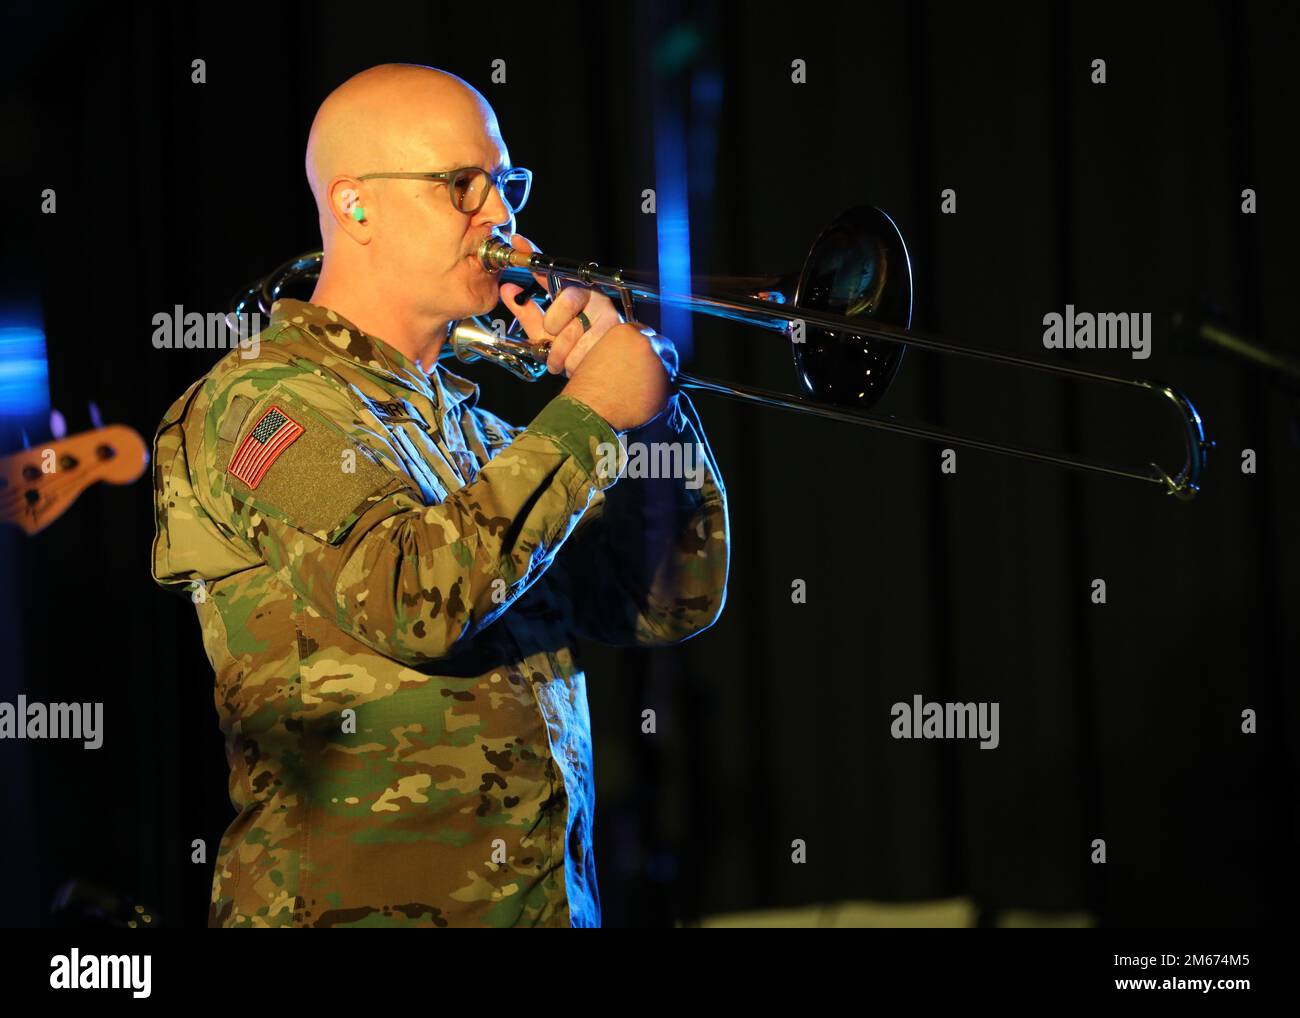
[{"left": 327, "top": 177, "right": 371, "bottom": 243}]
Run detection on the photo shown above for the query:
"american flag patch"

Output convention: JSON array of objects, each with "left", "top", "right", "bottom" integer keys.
[{"left": 227, "top": 405, "right": 304, "bottom": 488}]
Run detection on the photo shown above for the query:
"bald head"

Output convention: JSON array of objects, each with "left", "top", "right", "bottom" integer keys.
[
  {"left": 306, "top": 64, "right": 503, "bottom": 231},
  {"left": 304, "top": 64, "right": 517, "bottom": 366}
]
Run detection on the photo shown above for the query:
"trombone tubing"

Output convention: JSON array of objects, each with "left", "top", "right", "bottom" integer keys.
[
  {"left": 490, "top": 251, "right": 1209, "bottom": 499},
  {"left": 227, "top": 247, "right": 1210, "bottom": 498}
]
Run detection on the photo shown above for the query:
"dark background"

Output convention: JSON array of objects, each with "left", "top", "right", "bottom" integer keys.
[{"left": 0, "top": 0, "right": 1295, "bottom": 928}]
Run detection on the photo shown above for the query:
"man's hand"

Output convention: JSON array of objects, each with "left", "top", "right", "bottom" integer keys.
[
  {"left": 498, "top": 234, "right": 624, "bottom": 377},
  {"left": 561, "top": 322, "right": 678, "bottom": 432}
]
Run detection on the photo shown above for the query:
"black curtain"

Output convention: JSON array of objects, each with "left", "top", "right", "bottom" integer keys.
[{"left": 0, "top": 0, "right": 1294, "bottom": 927}]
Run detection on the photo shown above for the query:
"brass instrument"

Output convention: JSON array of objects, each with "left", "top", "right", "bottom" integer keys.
[{"left": 230, "top": 206, "right": 1210, "bottom": 498}]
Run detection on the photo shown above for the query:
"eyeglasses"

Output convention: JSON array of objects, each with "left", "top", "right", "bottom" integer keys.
[{"left": 356, "top": 166, "right": 532, "bottom": 215}]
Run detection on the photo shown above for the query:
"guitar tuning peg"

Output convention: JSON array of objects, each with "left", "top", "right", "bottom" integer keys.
[
  {"left": 89, "top": 401, "right": 104, "bottom": 429},
  {"left": 50, "top": 408, "right": 67, "bottom": 440}
]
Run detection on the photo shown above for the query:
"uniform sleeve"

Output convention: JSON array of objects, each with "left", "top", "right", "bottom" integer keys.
[
  {"left": 544, "top": 391, "right": 730, "bottom": 646},
  {"left": 193, "top": 373, "right": 626, "bottom": 666}
]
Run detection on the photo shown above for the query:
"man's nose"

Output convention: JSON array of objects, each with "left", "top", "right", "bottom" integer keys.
[{"left": 474, "top": 182, "right": 514, "bottom": 232}]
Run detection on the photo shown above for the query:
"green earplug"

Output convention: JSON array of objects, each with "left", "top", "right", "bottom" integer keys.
[{"left": 351, "top": 205, "right": 366, "bottom": 222}]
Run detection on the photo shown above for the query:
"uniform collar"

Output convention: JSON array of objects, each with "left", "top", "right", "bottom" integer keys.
[{"left": 269, "top": 298, "right": 479, "bottom": 414}]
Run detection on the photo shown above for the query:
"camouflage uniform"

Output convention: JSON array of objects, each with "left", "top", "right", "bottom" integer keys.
[{"left": 150, "top": 298, "right": 729, "bottom": 927}]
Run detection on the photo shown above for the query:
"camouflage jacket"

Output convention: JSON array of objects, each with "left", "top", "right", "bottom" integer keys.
[{"left": 150, "top": 297, "right": 729, "bottom": 927}]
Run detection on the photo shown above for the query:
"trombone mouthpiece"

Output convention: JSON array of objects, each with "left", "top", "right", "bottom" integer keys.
[{"left": 477, "top": 235, "right": 525, "bottom": 271}]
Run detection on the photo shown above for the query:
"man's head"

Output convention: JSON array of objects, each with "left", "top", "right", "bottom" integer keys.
[{"left": 306, "top": 64, "right": 516, "bottom": 331}]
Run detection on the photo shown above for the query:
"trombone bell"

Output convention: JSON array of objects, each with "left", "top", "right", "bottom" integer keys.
[{"left": 791, "top": 206, "right": 911, "bottom": 410}]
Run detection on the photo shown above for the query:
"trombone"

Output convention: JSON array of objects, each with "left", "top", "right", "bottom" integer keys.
[{"left": 230, "top": 206, "right": 1211, "bottom": 498}]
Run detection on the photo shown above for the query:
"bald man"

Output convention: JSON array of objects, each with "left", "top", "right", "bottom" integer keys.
[{"left": 150, "top": 64, "right": 729, "bottom": 928}]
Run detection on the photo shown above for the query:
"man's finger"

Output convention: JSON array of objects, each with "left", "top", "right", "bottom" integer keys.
[
  {"left": 498, "top": 282, "right": 548, "bottom": 342},
  {"left": 508, "top": 233, "right": 551, "bottom": 291},
  {"left": 546, "top": 318, "right": 587, "bottom": 375},
  {"left": 542, "top": 285, "right": 592, "bottom": 335},
  {"left": 562, "top": 328, "right": 605, "bottom": 379},
  {"left": 553, "top": 304, "right": 625, "bottom": 376}
]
